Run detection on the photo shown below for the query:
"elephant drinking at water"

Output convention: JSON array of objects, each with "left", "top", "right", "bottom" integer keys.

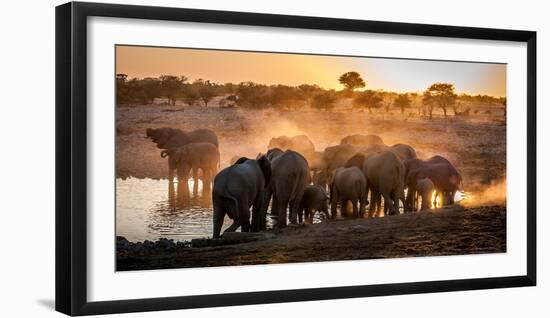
[
  {"left": 264, "top": 149, "right": 310, "bottom": 228},
  {"left": 212, "top": 156, "right": 272, "bottom": 238}
]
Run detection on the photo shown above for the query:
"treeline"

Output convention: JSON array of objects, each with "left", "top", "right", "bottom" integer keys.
[{"left": 116, "top": 72, "right": 505, "bottom": 118}]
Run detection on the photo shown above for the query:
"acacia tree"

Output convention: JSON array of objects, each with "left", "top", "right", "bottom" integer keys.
[
  {"left": 338, "top": 71, "right": 366, "bottom": 92},
  {"left": 160, "top": 75, "right": 187, "bottom": 105},
  {"left": 423, "top": 83, "right": 457, "bottom": 118},
  {"left": 393, "top": 93, "right": 411, "bottom": 114},
  {"left": 352, "top": 90, "right": 383, "bottom": 113}
]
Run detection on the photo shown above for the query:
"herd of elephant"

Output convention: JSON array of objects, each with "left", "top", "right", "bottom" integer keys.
[{"left": 145, "top": 127, "right": 463, "bottom": 239}]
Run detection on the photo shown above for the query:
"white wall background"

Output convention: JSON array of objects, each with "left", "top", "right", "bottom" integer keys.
[{"left": 0, "top": 0, "right": 547, "bottom": 316}]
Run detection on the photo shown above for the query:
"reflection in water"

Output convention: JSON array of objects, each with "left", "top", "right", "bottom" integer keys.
[
  {"left": 116, "top": 178, "right": 220, "bottom": 242},
  {"left": 117, "top": 178, "right": 324, "bottom": 242}
]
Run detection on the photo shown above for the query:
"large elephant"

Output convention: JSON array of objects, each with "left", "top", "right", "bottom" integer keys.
[
  {"left": 212, "top": 156, "right": 272, "bottom": 238},
  {"left": 264, "top": 150, "right": 310, "bottom": 228},
  {"left": 329, "top": 166, "right": 367, "bottom": 218},
  {"left": 146, "top": 127, "right": 219, "bottom": 149},
  {"left": 362, "top": 151, "right": 405, "bottom": 216},
  {"left": 340, "top": 134, "right": 384, "bottom": 147},
  {"left": 299, "top": 185, "right": 329, "bottom": 223},
  {"left": 415, "top": 177, "right": 435, "bottom": 211},
  {"left": 160, "top": 142, "right": 220, "bottom": 187},
  {"left": 406, "top": 161, "right": 462, "bottom": 209},
  {"left": 403, "top": 155, "right": 460, "bottom": 211}
]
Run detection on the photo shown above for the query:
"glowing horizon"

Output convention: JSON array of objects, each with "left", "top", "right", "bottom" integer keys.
[{"left": 116, "top": 45, "right": 506, "bottom": 97}]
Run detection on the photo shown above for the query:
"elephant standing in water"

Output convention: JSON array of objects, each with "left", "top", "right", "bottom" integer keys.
[
  {"left": 264, "top": 149, "right": 310, "bottom": 228},
  {"left": 160, "top": 142, "right": 220, "bottom": 190},
  {"left": 299, "top": 185, "right": 330, "bottom": 224},
  {"left": 362, "top": 151, "right": 405, "bottom": 216},
  {"left": 146, "top": 127, "right": 219, "bottom": 149},
  {"left": 330, "top": 166, "right": 367, "bottom": 219},
  {"left": 212, "top": 156, "right": 272, "bottom": 238}
]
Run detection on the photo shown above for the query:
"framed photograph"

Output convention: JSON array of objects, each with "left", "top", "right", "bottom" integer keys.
[{"left": 55, "top": 1, "right": 536, "bottom": 316}]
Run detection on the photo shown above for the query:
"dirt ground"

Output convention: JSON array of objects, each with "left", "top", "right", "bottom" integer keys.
[{"left": 116, "top": 205, "right": 506, "bottom": 270}]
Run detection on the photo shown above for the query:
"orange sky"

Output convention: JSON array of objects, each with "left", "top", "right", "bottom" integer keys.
[{"left": 116, "top": 45, "right": 506, "bottom": 97}]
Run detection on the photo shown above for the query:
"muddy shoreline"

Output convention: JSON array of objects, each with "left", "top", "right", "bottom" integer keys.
[{"left": 116, "top": 205, "right": 506, "bottom": 271}]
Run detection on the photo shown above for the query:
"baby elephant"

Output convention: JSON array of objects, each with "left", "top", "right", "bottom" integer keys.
[
  {"left": 300, "top": 185, "right": 330, "bottom": 224},
  {"left": 415, "top": 177, "right": 435, "bottom": 211}
]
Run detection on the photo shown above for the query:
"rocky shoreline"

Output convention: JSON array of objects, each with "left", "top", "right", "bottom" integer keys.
[{"left": 116, "top": 204, "right": 506, "bottom": 271}]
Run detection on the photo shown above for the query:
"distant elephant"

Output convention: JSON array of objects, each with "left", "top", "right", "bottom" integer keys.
[
  {"left": 406, "top": 162, "right": 462, "bottom": 209},
  {"left": 146, "top": 127, "right": 219, "bottom": 149},
  {"left": 264, "top": 150, "right": 310, "bottom": 228},
  {"left": 362, "top": 151, "right": 405, "bottom": 216},
  {"left": 212, "top": 156, "right": 272, "bottom": 238},
  {"left": 160, "top": 142, "right": 220, "bottom": 187},
  {"left": 299, "top": 185, "right": 330, "bottom": 223},
  {"left": 267, "top": 135, "right": 315, "bottom": 158},
  {"left": 340, "top": 134, "right": 384, "bottom": 147},
  {"left": 415, "top": 177, "right": 435, "bottom": 211},
  {"left": 330, "top": 166, "right": 367, "bottom": 219},
  {"left": 403, "top": 155, "right": 460, "bottom": 211}
]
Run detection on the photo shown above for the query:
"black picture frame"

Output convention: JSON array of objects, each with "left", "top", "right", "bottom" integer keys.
[{"left": 55, "top": 1, "right": 537, "bottom": 316}]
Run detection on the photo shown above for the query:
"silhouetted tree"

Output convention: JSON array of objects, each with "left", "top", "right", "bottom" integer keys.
[
  {"left": 423, "top": 83, "right": 457, "bottom": 118},
  {"left": 338, "top": 71, "right": 366, "bottom": 92},
  {"left": 235, "top": 81, "right": 269, "bottom": 109},
  {"left": 352, "top": 90, "right": 382, "bottom": 113},
  {"left": 393, "top": 93, "right": 411, "bottom": 114},
  {"left": 160, "top": 75, "right": 187, "bottom": 105}
]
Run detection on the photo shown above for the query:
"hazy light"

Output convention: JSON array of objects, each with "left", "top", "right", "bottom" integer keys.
[{"left": 116, "top": 45, "right": 506, "bottom": 97}]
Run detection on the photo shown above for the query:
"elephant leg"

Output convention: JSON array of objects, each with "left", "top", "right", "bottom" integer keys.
[
  {"left": 383, "top": 193, "right": 396, "bottom": 215},
  {"left": 368, "top": 190, "right": 376, "bottom": 217},
  {"left": 213, "top": 201, "right": 226, "bottom": 238},
  {"left": 405, "top": 186, "right": 414, "bottom": 212},
  {"left": 392, "top": 191, "right": 400, "bottom": 214},
  {"left": 359, "top": 195, "right": 366, "bottom": 218},
  {"left": 168, "top": 166, "right": 174, "bottom": 183},
  {"left": 239, "top": 199, "right": 251, "bottom": 233},
  {"left": 250, "top": 193, "right": 264, "bottom": 232},
  {"left": 330, "top": 190, "right": 339, "bottom": 219},
  {"left": 224, "top": 219, "right": 240, "bottom": 233}
]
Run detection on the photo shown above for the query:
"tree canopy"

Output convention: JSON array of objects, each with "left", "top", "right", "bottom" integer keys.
[{"left": 338, "top": 71, "right": 366, "bottom": 92}]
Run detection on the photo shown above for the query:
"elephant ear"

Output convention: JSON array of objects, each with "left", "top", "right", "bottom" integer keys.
[
  {"left": 344, "top": 153, "right": 365, "bottom": 169},
  {"left": 257, "top": 155, "right": 272, "bottom": 186}
]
